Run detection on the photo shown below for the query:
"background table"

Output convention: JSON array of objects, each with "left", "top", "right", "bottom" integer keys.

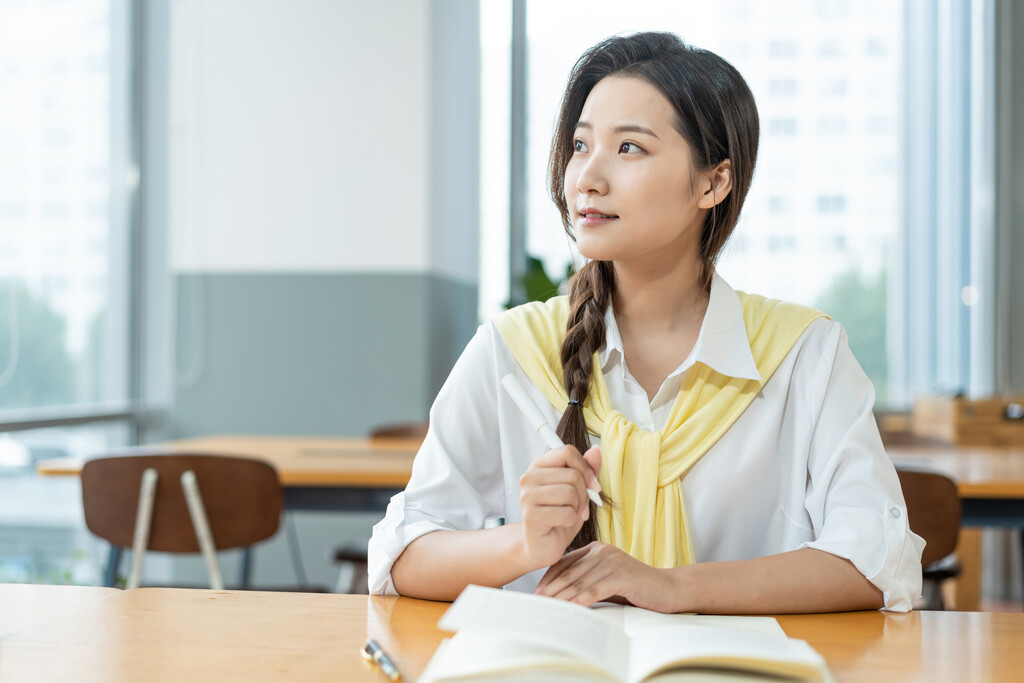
[
  {"left": 37, "top": 434, "right": 423, "bottom": 513},
  {"left": 1, "top": 588, "right": 1022, "bottom": 682},
  {"left": 889, "top": 445, "right": 1024, "bottom": 611}
]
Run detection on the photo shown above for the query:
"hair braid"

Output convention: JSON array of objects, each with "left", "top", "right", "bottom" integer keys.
[{"left": 556, "top": 260, "right": 614, "bottom": 551}]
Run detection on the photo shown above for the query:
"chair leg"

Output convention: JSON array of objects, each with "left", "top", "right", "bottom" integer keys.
[
  {"left": 127, "top": 468, "right": 159, "bottom": 590},
  {"left": 1020, "top": 529, "right": 1024, "bottom": 603},
  {"left": 921, "top": 578, "right": 946, "bottom": 610},
  {"left": 334, "top": 560, "right": 369, "bottom": 594},
  {"left": 335, "top": 562, "right": 354, "bottom": 594},
  {"left": 181, "top": 470, "right": 224, "bottom": 590},
  {"left": 105, "top": 546, "right": 123, "bottom": 588},
  {"left": 240, "top": 547, "right": 253, "bottom": 589}
]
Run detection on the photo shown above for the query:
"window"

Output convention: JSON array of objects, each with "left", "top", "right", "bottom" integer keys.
[
  {"left": 767, "top": 235, "right": 798, "bottom": 252},
  {"left": 0, "top": 0, "right": 135, "bottom": 583},
  {"left": 0, "top": 0, "right": 132, "bottom": 416},
  {"left": 817, "top": 117, "right": 847, "bottom": 136},
  {"left": 866, "top": 116, "right": 894, "bottom": 135},
  {"left": 820, "top": 233, "right": 848, "bottom": 252},
  {"left": 769, "top": 118, "right": 798, "bottom": 136},
  {"left": 817, "top": 41, "right": 844, "bottom": 59},
  {"left": 768, "top": 41, "right": 798, "bottom": 59},
  {"left": 816, "top": 195, "right": 847, "bottom": 214},
  {"left": 768, "top": 79, "right": 798, "bottom": 97},
  {"left": 818, "top": 78, "right": 849, "bottom": 97},
  {"left": 481, "top": 0, "right": 990, "bottom": 412},
  {"left": 768, "top": 196, "right": 792, "bottom": 214}
]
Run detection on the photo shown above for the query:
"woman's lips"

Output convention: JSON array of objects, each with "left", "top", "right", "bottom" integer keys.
[{"left": 578, "top": 211, "right": 618, "bottom": 228}]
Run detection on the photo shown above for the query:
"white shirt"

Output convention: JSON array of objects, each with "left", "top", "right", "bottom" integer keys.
[{"left": 368, "top": 273, "right": 924, "bottom": 611}]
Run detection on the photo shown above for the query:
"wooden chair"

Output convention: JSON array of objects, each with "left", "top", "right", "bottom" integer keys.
[
  {"left": 896, "top": 467, "right": 962, "bottom": 609},
  {"left": 331, "top": 421, "right": 428, "bottom": 593},
  {"left": 81, "top": 452, "right": 282, "bottom": 590}
]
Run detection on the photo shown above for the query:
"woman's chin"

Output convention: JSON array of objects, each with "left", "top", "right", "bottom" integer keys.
[{"left": 575, "top": 240, "right": 618, "bottom": 263}]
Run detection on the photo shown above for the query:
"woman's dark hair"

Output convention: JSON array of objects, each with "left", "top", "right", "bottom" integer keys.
[{"left": 550, "top": 32, "right": 760, "bottom": 552}]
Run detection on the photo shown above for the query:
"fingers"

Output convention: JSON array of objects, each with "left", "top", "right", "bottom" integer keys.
[
  {"left": 522, "top": 503, "right": 584, "bottom": 531},
  {"left": 535, "top": 545, "right": 588, "bottom": 593},
  {"left": 520, "top": 462, "right": 590, "bottom": 518},
  {"left": 582, "top": 446, "right": 602, "bottom": 483},
  {"left": 518, "top": 445, "right": 602, "bottom": 568},
  {"left": 538, "top": 445, "right": 601, "bottom": 492},
  {"left": 535, "top": 543, "right": 617, "bottom": 605}
]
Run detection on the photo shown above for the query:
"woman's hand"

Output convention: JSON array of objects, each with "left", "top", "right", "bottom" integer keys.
[
  {"left": 519, "top": 445, "right": 602, "bottom": 569},
  {"left": 534, "top": 542, "right": 681, "bottom": 613}
]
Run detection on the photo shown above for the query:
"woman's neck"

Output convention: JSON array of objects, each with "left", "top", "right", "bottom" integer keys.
[{"left": 611, "top": 259, "right": 709, "bottom": 335}]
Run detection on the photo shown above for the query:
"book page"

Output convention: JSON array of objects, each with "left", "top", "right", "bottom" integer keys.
[
  {"left": 438, "top": 586, "right": 628, "bottom": 680},
  {"left": 625, "top": 625, "right": 826, "bottom": 683},
  {"left": 621, "top": 608, "right": 786, "bottom": 638},
  {"left": 420, "top": 632, "right": 617, "bottom": 683}
]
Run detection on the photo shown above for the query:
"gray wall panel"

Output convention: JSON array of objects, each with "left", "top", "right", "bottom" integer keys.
[{"left": 173, "top": 272, "right": 477, "bottom": 438}]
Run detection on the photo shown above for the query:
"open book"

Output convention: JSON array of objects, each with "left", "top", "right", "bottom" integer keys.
[{"left": 419, "top": 585, "right": 831, "bottom": 682}]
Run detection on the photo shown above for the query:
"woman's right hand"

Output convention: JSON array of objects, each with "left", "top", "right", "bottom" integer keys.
[{"left": 518, "top": 445, "right": 602, "bottom": 569}]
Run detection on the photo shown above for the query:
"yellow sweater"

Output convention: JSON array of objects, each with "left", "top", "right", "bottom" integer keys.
[{"left": 493, "top": 293, "right": 824, "bottom": 568}]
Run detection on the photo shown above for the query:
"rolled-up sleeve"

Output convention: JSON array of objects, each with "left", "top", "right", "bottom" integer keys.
[
  {"left": 367, "top": 324, "right": 506, "bottom": 596},
  {"left": 798, "top": 322, "right": 925, "bottom": 612}
]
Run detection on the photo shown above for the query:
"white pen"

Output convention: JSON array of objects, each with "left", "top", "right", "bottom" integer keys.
[{"left": 500, "top": 374, "right": 603, "bottom": 507}]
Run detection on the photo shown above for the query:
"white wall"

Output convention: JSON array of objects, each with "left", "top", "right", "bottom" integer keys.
[{"left": 169, "top": 0, "right": 435, "bottom": 275}]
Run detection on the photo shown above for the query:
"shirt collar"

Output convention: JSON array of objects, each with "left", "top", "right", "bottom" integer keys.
[{"left": 598, "top": 271, "right": 761, "bottom": 382}]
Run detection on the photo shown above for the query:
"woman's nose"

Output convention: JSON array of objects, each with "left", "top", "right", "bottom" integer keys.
[{"left": 575, "top": 154, "right": 609, "bottom": 195}]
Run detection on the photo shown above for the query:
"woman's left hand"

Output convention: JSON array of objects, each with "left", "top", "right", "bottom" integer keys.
[{"left": 534, "top": 542, "right": 681, "bottom": 613}]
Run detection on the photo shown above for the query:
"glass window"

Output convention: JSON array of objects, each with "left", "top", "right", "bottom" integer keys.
[
  {"left": 769, "top": 118, "right": 799, "bottom": 136},
  {"left": 0, "top": 0, "right": 133, "bottom": 586},
  {"left": 0, "top": 0, "right": 132, "bottom": 415}
]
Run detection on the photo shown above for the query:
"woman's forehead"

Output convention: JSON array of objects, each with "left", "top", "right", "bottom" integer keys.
[{"left": 577, "top": 75, "right": 677, "bottom": 133}]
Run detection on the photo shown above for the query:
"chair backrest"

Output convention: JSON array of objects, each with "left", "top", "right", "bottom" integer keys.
[
  {"left": 369, "top": 421, "right": 429, "bottom": 440},
  {"left": 895, "top": 467, "right": 961, "bottom": 566},
  {"left": 81, "top": 453, "right": 282, "bottom": 553}
]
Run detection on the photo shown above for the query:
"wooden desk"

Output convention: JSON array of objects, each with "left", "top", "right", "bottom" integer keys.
[
  {"left": 889, "top": 445, "right": 1024, "bottom": 503},
  {"left": 37, "top": 438, "right": 1024, "bottom": 609},
  {"left": 37, "top": 434, "right": 422, "bottom": 512},
  {"left": 1, "top": 589, "right": 1022, "bottom": 682},
  {"left": 0, "top": 584, "right": 119, "bottom": 637},
  {"left": 889, "top": 445, "right": 1024, "bottom": 611}
]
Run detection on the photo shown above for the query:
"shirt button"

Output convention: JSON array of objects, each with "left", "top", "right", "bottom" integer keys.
[{"left": 890, "top": 507, "right": 902, "bottom": 519}]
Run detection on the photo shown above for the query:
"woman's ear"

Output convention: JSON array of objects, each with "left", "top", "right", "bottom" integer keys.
[{"left": 697, "top": 159, "right": 733, "bottom": 210}]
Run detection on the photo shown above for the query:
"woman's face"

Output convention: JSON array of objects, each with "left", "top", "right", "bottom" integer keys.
[{"left": 564, "top": 75, "right": 709, "bottom": 271}]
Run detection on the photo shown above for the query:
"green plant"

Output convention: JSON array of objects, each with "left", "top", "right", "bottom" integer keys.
[{"left": 506, "top": 256, "right": 574, "bottom": 308}]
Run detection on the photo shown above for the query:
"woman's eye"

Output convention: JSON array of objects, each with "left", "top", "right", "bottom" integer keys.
[
  {"left": 619, "top": 142, "right": 642, "bottom": 154},
  {"left": 573, "top": 139, "right": 588, "bottom": 153}
]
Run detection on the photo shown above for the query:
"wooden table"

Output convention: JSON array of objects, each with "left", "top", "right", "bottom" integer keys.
[
  {"left": 37, "top": 434, "right": 422, "bottom": 513},
  {"left": 1, "top": 588, "right": 1022, "bottom": 682},
  {"left": 0, "top": 584, "right": 119, "bottom": 638},
  {"left": 889, "top": 445, "right": 1024, "bottom": 509},
  {"left": 37, "top": 438, "right": 1024, "bottom": 609},
  {"left": 889, "top": 445, "right": 1024, "bottom": 611}
]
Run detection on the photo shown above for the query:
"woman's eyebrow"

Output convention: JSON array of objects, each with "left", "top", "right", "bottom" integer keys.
[{"left": 575, "top": 120, "right": 660, "bottom": 139}]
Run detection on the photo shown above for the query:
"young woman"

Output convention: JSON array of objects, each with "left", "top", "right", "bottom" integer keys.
[{"left": 368, "top": 32, "right": 923, "bottom": 613}]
